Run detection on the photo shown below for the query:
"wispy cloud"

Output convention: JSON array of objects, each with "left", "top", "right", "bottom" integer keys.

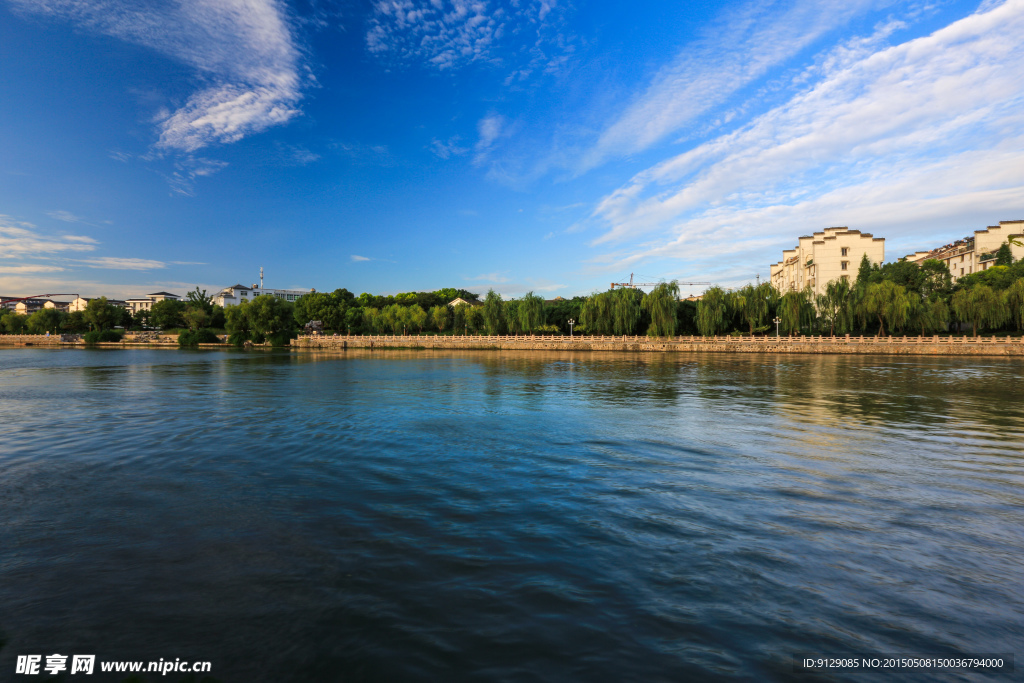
[
  {"left": 578, "top": 0, "right": 882, "bottom": 172},
  {"left": 76, "top": 257, "right": 166, "bottom": 270},
  {"left": 587, "top": 0, "right": 1024, "bottom": 269},
  {"left": 464, "top": 271, "right": 510, "bottom": 283},
  {"left": 430, "top": 136, "right": 470, "bottom": 159},
  {"left": 0, "top": 264, "right": 66, "bottom": 274},
  {"left": 161, "top": 157, "right": 230, "bottom": 196},
  {"left": 10, "top": 0, "right": 305, "bottom": 153},
  {"left": 170, "top": 261, "right": 208, "bottom": 266},
  {"left": 0, "top": 218, "right": 98, "bottom": 257},
  {"left": 351, "top": 255, "right": 371, "bottom": 262},
  {"left": 366, "top": 0, "right": 572, "bottom": 73}
]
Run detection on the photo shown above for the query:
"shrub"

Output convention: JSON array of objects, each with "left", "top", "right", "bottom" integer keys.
[
  {"left": 83, "top": 330, "right": 123, "bottom": 343},
  {"left": 178, "top": 329, "right": 222, "bottom": 347}
]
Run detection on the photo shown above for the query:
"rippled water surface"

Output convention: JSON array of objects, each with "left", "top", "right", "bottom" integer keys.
[{"left": 1, "top": 348, "right": 1022, "bottom": 681}]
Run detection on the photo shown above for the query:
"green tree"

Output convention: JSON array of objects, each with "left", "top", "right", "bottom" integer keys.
[
  {"left": 919, "top": 259, "right": 953, "bottom": 300},
  {"left": 27, "top": 308, "right": 66, "bottom": 334},
  {"left": 407, "top": 304, "right": 428, "bottom": 333},
  {"left": 581, "top": 291, "right": 613, "bottom": 335},
  {"left": 856, "top": 253, "right": 876, "bottom": 286},
  {"left": 132, "top": 309, "right": 151, "bottom": 330},
  {"left": 1006, "top": 278, "right": 1024, "bottom": 331},
  {"left": 430, "top": 305, "right": 449, "bottom": 332},
  {"left": 224, "top": 302, "right": 253, "bottom": 339},
  {"left": 465, "top": 305, "right": 484, "bottom": 334},
  {"left": 83, "top": 297, "right": 121, "bottom": 331},
  {"left": 518, "top": 292, "right": 545, "bottom": 333},
  {"left": 2, "top": 313, "right": 28, "bottom": 334},
  {"left": 185, "top": 287, "right": 214, "bottom": 314},
  {"left": 995, "top": 242, "right": 1014, "bottom": 266},
  {"left": 482, "top": 289, "right": 505, "bottom": 335},
  {"left": 951, "top": 284, "right": 1007, "bottom": 336},
  {"left": 181, "top": 306, "right": 209, "bottom": 331},
  {"left": 778, "top": 289, "right": 812, "bottom": 336},
  {"left": 611, "top": 287, "right": 643, "bottom": 335},
  {"left": 503, "top": 299, "right": 522, "bottom": 334},
  {"left": 363, "top": 307, "right": 382, "bottom": 333},
  {"left": 862, "top": 280, "right": 911, "bottom": 336},
  {"left": 247, "top": 294, "right": 295, "bottom": 337},
  {"left": 907, "top": 297, "right": 950, "bottom": 335},
  {"left": 643, "top": 281, "right": 680, "bottom": 337},
  {"left": 733, "top": 282, "right": 773, "bottom": 335},
  {"left": 696, "top": 287, "right": 729, "bottom": 336},
  {"left": 150, "top": 299, "right": 186, "bottom": 329},
  {"left": 816, "top": 278, "right": 852, "bottom": 336},
  {"left": 61, "top": 311, "right": 88, "bottom": 333}
]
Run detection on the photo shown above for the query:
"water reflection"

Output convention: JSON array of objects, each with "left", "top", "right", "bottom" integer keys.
[{"left": 1, "top": 348, "right": 1022, "bottom": 682}]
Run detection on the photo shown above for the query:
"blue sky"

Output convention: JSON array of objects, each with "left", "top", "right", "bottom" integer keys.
[{"left": 1, "top": 0, "right": 1022, "bottom": 300}]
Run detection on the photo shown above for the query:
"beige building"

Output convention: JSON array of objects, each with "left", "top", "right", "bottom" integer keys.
[
  {"left": 770, "top": 227, "right": 885, "bottom": 297},
  {"left": 902, "top": 220, "right": 1024, "bottom": 283},
  {"left": 125, "top": 291, "right": 181, "bottom": 314},
  {"left": 69, "top": 296, "right": 127, "bottom": 313}
]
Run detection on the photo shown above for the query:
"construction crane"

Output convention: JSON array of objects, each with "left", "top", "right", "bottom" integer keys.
[
  {"left": 610, "top": 273, "right": 711, "bottom": 290},
  {"left": 1, "top": 293, "right": 79, "bottom": 310}
]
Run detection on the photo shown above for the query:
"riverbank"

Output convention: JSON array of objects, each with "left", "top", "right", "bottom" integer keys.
[
  {"left": 5, "top": 333, "right": 1024, "bottom": 355},
  {"left": 293, "top": 333, "right": 1024, "bottom": 356}
]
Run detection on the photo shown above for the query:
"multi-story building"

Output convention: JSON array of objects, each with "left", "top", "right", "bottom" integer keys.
[
  {"left": 902, "top": 220, "right": 1024, "bottom": 283},
  {"left": 68, "top": 296, "right": 127, "bottom": 313},
  {"left": 770, "top": 227, "right": 885, "bottom": 297},
  {"left": 125, "top": 291, "right": 181, "bottom": 315},
  {"left": 213, "top": 283, "right": 311, "bottom": 307}
]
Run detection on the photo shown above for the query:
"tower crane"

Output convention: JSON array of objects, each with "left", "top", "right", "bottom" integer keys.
[{"left": 610, "top": 273, "right": 711, "bottom": 290}]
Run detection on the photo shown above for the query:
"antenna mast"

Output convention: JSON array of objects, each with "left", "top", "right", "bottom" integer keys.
[{"left": 260, "top": 266, "right": 264, "bottom": 290}]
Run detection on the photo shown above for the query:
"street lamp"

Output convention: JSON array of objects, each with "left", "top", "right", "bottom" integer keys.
[
  {"left": 568, "top": 318, "right": 575, "bottom": 338},
  {"left": 773, "top": 316, "right": 781, "bottom": 337}
]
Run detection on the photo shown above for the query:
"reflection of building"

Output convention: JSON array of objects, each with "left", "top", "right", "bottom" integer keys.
[
  {"left": 902, "top": 220, "right": 1024, "bottom": 284},
  {"left": 69, "top": 297, "right": 127, "bottom": 312},
  {"left": 125, "top": 291, "right": 181, "bottom": 315},
  {"left": 770, "top": 227, "right": 885, "bottom": 297},
  {"left": 213, "top": 284, "right": 311, "bottom": 307}
]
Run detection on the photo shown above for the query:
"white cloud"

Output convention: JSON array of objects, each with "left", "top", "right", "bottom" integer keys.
[
  {"left": 162, "top": 156, "right": 230, "bottom": 196},
  {"left": 0, "top": 219, "right": 98, "bottom": 257},
  {"left": 366, "top": 0, "right": 570, "bottom": 72},
  {"left": 579, "top": 0, "right": 883, "bottom": 171},
  {"left": 0, "top": 264, "right": 66, "bottom": 274},
  {"left": 10, "top": 0, "right": 304, "bottom": 152},
  {"left": 77, "top": 257, "right": 166, "bottom": 270},
  {"left": 588, "top": 0, "right": 1024, "bottom": 270},
  {"left": 430, "top": 136, "right": 470, "bottom": 159},
  {"left": 351, "top": 255, "right": 371, "bottom": 262},
  {"left": 46, "top": 210, "right": 85, "bottom": 223}
]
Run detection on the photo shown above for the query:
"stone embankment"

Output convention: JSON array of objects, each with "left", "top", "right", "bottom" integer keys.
[
  {"left": 0, "top": 333, "right": 184, "bottom": 346},
  {"left": 294, "top": 334, "right": 1024, "bottom": 356}
]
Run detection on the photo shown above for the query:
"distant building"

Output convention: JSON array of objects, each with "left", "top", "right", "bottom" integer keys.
[
  {"left": 11, "top": 298, "right": 48, "bottom": 315},
  {"left": 125, "top": 291, "right": 181, "bottom": 315},
  {"left": 447, "top": 297, "right": 482, "bottom": 307},
  {"left": 69, "top": 297, "right": 127, "bottom": 313},
  {"left": 770, "top": 227, "right": 885, "bottom": 297},
  {"left": 213, "top": 283, "right": 311, "bottom": 307},
  {"left": 902, "top": 220, "right": 1024, "bottom": 284}
]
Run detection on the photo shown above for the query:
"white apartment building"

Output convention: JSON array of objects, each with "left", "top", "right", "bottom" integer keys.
[
  {"left": 68, "top": 296, "right": 128, "bottom": 312},
  {"left": 770, "top": 227, "right": 885, "bottom": 297},
  {"left": 902, "top": 220, "right": 1024, "bottom": 283},
  {"left": 125, "top": 291, "right": 181, "bottom": 315},
  {"left": 213, "top": 283, "right": 311, "bottom": 307}
]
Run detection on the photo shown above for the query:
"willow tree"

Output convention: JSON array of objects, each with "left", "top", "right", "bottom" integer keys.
[
  {"left": 778, "top": 289, "right": 811, "bottom": 336},
  {"left": 696, "top": 287, "right": 728, "bottom": 336},
  {"left": 363, "top": 307, "right": 382, "bottom": 333},
  {"left": 643, "top": 281, "right": 680, "bottom": 337},
  {"left": 951, "top": 284, "right": 1007, "bottom": 336},
  {"left": 519, "top": 292, "right": 546, "bottom": 333},
  {"left": 408, "top": 304, "right": 428, "bottom": 333},
  {"left": 1006, "top": 278, "right": 1024, "bottom": 331},
  {"left": 581, "top": 291, "right": 613, "bottom": 335},
  {"left": 907, "top": 297, "right": 949, "bottom": 335},
  {"left": 482, "top": 289, "right": 505, "bottom": 335},
  {"left": 816, "top": 278, "right": 852, "bottom": 336},
  {"left": 734, "top": 282, "right": 773, "bottom": 335},
  {"left": 430, "top": 305, "right": 449, "bottom": 332},
  {"left": 612, "top": 287, "right": 643, "bottom": 335},
  {"left": 862, "top": 280, "right": 911, "bottom": 336}
]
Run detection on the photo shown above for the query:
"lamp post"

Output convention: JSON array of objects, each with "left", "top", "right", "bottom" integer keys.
[
  {"left": 773, "top": 316, "right": 781, "bottom": 337},
  {"left": 568, "top": 318, "right": 575, "bottom": 338}
]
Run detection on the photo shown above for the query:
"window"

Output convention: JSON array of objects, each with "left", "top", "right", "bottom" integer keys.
[
  {"left": 841, "top": 247, "right": 848, "bottom": 256},
  {"left": 961, "top": 255, "right": 965, "bottom": 262},
  {"left": 961, "top": 268, "right": 964, "bottom": 275},
  {"left": 841, "top": 261, "right": 848, "bottom": 270}
]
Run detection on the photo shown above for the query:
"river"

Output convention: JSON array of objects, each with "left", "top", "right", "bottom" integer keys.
[{"left": 1, "top": 348, "right": 1021, "bottom": 681}]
